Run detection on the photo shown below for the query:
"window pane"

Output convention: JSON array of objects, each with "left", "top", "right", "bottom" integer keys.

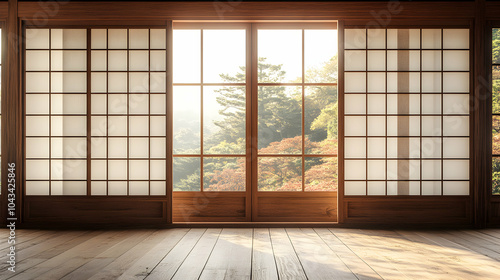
[
  {"left": 203, "top": 30, "right": 246, "bottom": 83},
  {"left": 493, "top": 66, "right": 500, "bottom": 114},
  {"left": 203, "top": 86, "right": 245, "bottom": 155},
  {"left": 173, "top": 86, "right": 201, "bottom": 154},
  {"left": 173, "top": 30, "right": 201, "bottom": 83},
  {"left": 258, "top": 157, "right": 301, "bottom": 191},
  {"left": 493, "top": 158, "right": 500, "bottom": 195},
  {"left": 173, "top": 157, "right": 200, "bottom": 191},
  {"left": 258, "top": 30, "right": 302, "bottom": 83},
  {"left": 494, "top": 116, "right": 500, "bottom": 155},
  {"left": 305, "top": 157, "right": 337, "bottom": 191},
  {"left": 305, "top": 86, "right": 337, "bottom": 154},
  {"left": 305, "top": 30, "right": 337, "bottom": 83},
  {"left": 203, "top": 157, "right": 245, "bottom": 191},
  {"left": 258, "top": 86, "right": 301, "bottom": 153}
]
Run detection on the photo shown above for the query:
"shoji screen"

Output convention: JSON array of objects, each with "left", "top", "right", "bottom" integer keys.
[
  {"left": 25, "top": 28, "right": 168, "bottom": 196},
  {"left": 25, "top": 29, "right": 88, "bottom": 195},
  {"left": 344, "top": 28, "right": 470, "bottom": 196}
]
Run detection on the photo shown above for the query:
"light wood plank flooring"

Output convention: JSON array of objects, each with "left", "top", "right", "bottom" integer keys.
[{"left": 1, "top": 228, "right": 500, "bottom": 279}]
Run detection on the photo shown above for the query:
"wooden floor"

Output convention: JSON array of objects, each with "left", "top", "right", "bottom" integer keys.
[{"left": 1, "top": 228, "right": 500, "bottom": 279}]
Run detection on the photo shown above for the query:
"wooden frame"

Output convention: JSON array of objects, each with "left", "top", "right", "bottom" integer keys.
[{"left": 1, "top": 0, "right": 500, "bottom": 227}]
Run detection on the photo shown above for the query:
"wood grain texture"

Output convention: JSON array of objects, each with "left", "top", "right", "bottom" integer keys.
[
  {"left": 172, "top": 193, "right": 246, "bottom": 222},
  {"left": 255, "top": 194, "right": 337, "bottom": 222},
  {"left": 1, "top": 228, "right": 500, "bottom": 279}
]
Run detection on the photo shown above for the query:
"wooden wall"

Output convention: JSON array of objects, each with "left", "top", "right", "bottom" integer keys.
[{"left": 0, "top": 1, "right": 499, "bottom": 227}]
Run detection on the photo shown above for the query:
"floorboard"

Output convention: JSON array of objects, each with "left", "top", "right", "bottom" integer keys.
[{"left": 1, "top": 228, "right": 500, "bottom": 279}]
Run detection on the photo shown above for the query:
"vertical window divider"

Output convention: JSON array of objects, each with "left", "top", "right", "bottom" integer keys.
[
  {"left": 419, "top": 28, "right": 423, "bottom": 196},
  {"left": 365, "top": 30, "right": 368, "bottom": 195},
  {"left": 148, "top": 29, "right": 151, "bottom": 196},
  {"left": 200, "top": 29, "right": 204, "bottom": 193},
  {"left": 126, "top": 29, "right": 130, "bottom": 196},
  {"left": 106, "top": 29, "right": 109, "bottom": 196},
  {"left": 87, "top": 28, "right": 91, "bottom": 196},
  {"left": 48, "top": 29, "right": 52, "bottom": 196},
  {"left": 385, "top": 29, "right": 388, "bottom": 196},
  {"left": 301, "top": 28, "right": 305, "bottom": 192},
  {"left": 441, "top": 29, "right": 444, "bottom": 196}
]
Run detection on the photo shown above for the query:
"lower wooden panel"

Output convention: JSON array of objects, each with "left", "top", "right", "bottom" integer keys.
[
  {"left": 254, "top": 192, "right": 337, "bottom": 222},
  {"left": 23, "top": 197, "right": 168, "bottom": 227},
  {"left": 173, "top": 192, "right": 248, "bottom": 222},
  {"left": 344, "top": 196, "right": 472, "bottom": 226}
]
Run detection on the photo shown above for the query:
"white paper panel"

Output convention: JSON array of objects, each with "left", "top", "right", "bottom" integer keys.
[
  {"left": 422, "top": 29, "right": 442, "bottom": 49},
  {"left": 422, "top": 181, "right": 442, "bottom": 195},
  {"left": 91, "top": 94, "right": 107, "bottom": 114},
  {"left": 344, "top": 72, "right": 366, "bottom": 93},
  {"left": 26, "top": 181, "right": 50, "bottom": 196},
  {"left": 422, "top": 72, "right": 442, "bottom": 93},
  {"left": 150, "top": 116, "right": 166, "bottom": 136},
  {"left": 108, "top": 116, "right": 127, "bottom": 136},
  {"left": 150, "top": 94, "right": 166, "bottom": 114},
  {"left": 26, "top": 51, "right": 49, "bottom": 71},
  {"left": 422, "top": 94, "right": 441, "bottom": 114},
  {"left": 443, "top": 116, "right": 469, "bottom": 136},
  {"left": 91, "top": 181, "right": 107, "bottom": 195},
  {"left": 91, "top": 160, "right": 107, "bottom": 180},
  {"left": 26, "top": 72, "right": 49, "bottom": 93},
  {"left": 108, "top": 181, "right": 128, "bottom": 195},
  {"left": 129, "top": 29, "right": 149, "bottom": 49},
  {"left": 367, "top": 181, "right": 386, "bottom": 195},
  {"left": 129, "top": 116, "right": 149, "bottom": 136},
  {"left": 108, "top": 160, "right": 127, "bottom": 180},
  {"left": 91, "top": 116, "right": 107, "bottom": 137},
  {"left": 90, "top": 137, "right": 107, "bottom": 158},
  {"left": 367, "top": 72, "right": 385, "bottom": 93},
  {"left": 443, "top": 138, "right": 469, "bottom": 159},
  {"left": 51, "top": 160, "right": 87, "bottom": 180},
  {"left": 108, "top": 138, "right": 127, "bottom": 158},
  {"left": 51, "top": 138, "right": 86, "bottom": 158},
  {"left": 344, "top": 181, "right": 366, "bottom": 195},
  {"left": 91, "top": 51, "right": 107, "bottom": 71},
  {"left": 367, "top": 116, "right": 385, "bottom": 136},
  {"left": 150, "top": 182, "right": 166, "bottom": 195},
  {"left": 150, "top": 50, "right": 167, "bottom": 71},
  {"left": 150, "top": 72, "right": 167, "bottom": 93},
  {"left": 51, "top": 50, "right": 86, "bottom": 71},
  {"left": 150, "top": 138, "right": 166, "bottom": 158},
  {"left": 443, "top": 181, "right": 469, "bottom": 195},
  {"left": 60, "top": 181, "right": 86, "bottom": 195},
  {"left": 344, "top": 116, "right": 366, "bottom": 136},
  {"left": 368, "top": 160, "right": 385, "bottom": 180},
  {"left": 363, "top": 94, "right": 384, "bottom": 114},
  {"left": 26, "top": 138, "right": 49, "bottom": 158},
  {"left": 108, "top": 94, "right": 127, "bottom": 114},
  {"left": 344, "top": 29, "right": 366, "bottom": 49},
  {"left": 108, "top": 51, "right": 128, "bottom": 71},
  {"left": 26, "top": 94, "right": 49, "bottom": 114},
  {"left": 367, "top": 29, "right": 386, "bottom": 49},
  {"left": 26, "top": 29, "right": 49, "bottom": 49},
  {"left": 129, "top": 94, "right": 149, "bottom": 114},
  {"left": 129, "top": 160, "right": 149, "bottom": 180},
  {"left": 387, "top": 29, "right": 420, "bottom": 49},
  {"left": 129, "top": 51, "right": 149, "bottom": 71},
  {"left": 387, "top": 94, "right": 420, "bottom": 115},
  {"left": 344, "top": 94, "right": 366, "bottom": 114},
  {"left": 386, "top": 138, "right": 421, "bottom": 158},
  {"left": 129, "top": 182, "right": 149, "bottom": 195},
  {"left": 150, "top": 29, "right": 167, "bottom": 49},
  {"left": 344, "top": 50, "right": 366, "bottom": 71},
  {"left": 345, "top": 160, "right": 366, "bottom": 180},
  {"left": 421, "top": 50, "right": 441, "bottom": 71},
  {"left": 443, "top": 72, "right": 469, "bottom": 93},
  {"left": 51, "top": 72, "right": 87, "bottom": 93},
  {"left": 51, "top": 29, "right": 86, "bottom": 49},
  {"left": 443, "top": 160, "right": 469, "bottom": 180},
  {"left": 129, "top": 138, "right": 149, "bottom": 158},
  {"left": 421, "top": 138, "right": 441, "bottom": 158},
  {"left": 51, "top": 116, "right": 86, "bottom": 136},
  {"left": 367, "top": 50, "right": 385, "bottom": 71},
  {"left": 26, "top": 116, "right": 49, "bottom": 136},
  {"left": 129, "top": 72, "right": 149, "bottom": 93},
  {"left": 443, "top": 51, "right": 469, "bottom": 71},
  {"left": 150, "top": 160, "right": 166, "bottom": 180},
  {"left": 344, "top": 138, "right": 366, "bottom": 158},
  {"left": 386, "top": 72, "right": 420, "bottom": 93},
  {"left": 443, "top": 94, "right": 469, "bottom": 114},
  {"left": 422, "top": 160, "right": 442, "bottom": 180},
  {"left": 443, "top": 29, "right": 469, "bottom": 49},
  {"left": 387, "top": 116, "right": 420, "bottom": 136},
  {"left": 421, "top": 116, "right": 441, "bottom": 136},
  {"left": 367, "top": 138, "right": 385, "bottom": 158},
  {"left": 51, "top": 94, "right": 87, "bottom": 114},
  {"left": 91, "top": 73, "right": 107, "bottom": 93},
  {"left": 91, "top": 29, "right": 107, "bottom": 49},
  {"left": 108, "top": 29, "right": 128, "bottom": 49},
  {"left": 387, "top": 51, "right": 420, "bottom": 71},
  {"left": 387, "top": 160, "right": 420, "bottom": 180}
]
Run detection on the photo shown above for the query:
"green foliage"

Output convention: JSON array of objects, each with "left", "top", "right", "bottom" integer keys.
[{"left": 493, "top": 159, "right": 500, "bottom": 195}]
